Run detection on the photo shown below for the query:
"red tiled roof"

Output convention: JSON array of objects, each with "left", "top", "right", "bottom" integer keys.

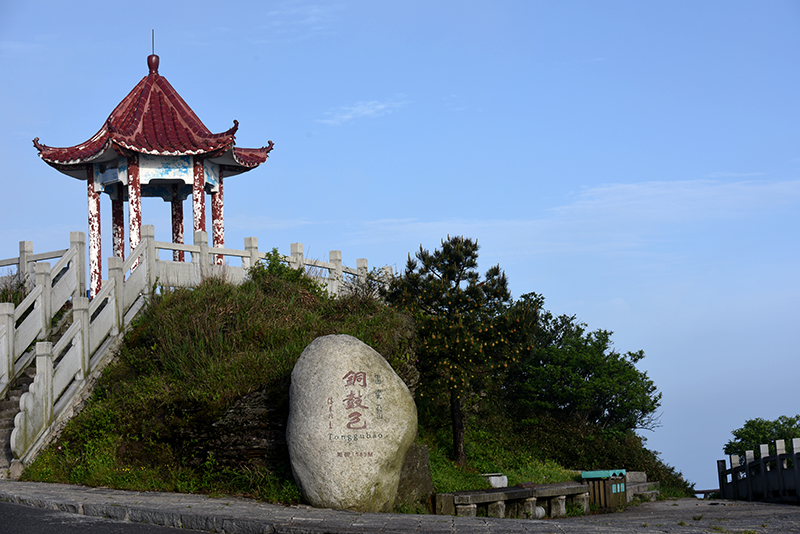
[
  {"left": 233, "top": 144, "right": 274, "bottom": 167},
  {"left": 34, "top": 55, "right": 272, "bottom": 170}
]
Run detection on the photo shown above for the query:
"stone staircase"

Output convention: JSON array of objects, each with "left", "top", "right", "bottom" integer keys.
[
  {"left": 0, "top": 366, "right": 35, "bottom": 476},
  {"left": 626, "top": 471, "right": 660, "bottom": 502},
  {"left": 0, "top": 303, "right": 74, "bottom": 477}
]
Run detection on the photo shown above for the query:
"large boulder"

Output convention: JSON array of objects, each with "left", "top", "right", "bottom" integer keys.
[{"left": 286, "top": 334, "right": 417, "bottom": 512}]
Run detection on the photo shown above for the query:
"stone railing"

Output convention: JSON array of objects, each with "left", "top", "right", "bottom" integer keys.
[
  {"left": 0, "top": 233, "right": 86, "bottom": 400},
  {"left": 718, "top": 438, "right": 800, "bottom": 503},
  {"left": 1, "top": 226, "right": 389, "bottom": 472}
]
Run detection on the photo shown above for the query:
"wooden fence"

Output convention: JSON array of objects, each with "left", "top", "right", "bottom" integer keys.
[
  {"left": 717, "top": 439, "right": 800, "bottom": 503},
  {"left": 0, "top": 226, "right": 389, "bottom": 470}
]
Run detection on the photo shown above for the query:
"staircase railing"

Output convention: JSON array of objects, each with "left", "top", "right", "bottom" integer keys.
[
  {"left": 3, "top": 225, "right": 391, "bottom": 470},
  {"left": 0, "top": 233, "right": 86, "bottom": 399}
]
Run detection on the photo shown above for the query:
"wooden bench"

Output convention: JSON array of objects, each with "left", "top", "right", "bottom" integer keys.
[{"left": 435, "top": 481, "right": 590, "bottom": 519}]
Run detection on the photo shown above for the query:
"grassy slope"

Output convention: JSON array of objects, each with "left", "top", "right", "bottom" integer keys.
[{"left": 22, "top": 267, "right": 692, "bottom": 503}]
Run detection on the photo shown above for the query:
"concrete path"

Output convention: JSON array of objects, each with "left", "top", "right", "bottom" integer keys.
[{"left": 1, "top": 481, "right": 799, "bottom": 533}]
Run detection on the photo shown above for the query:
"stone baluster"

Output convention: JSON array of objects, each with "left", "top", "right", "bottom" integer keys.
[
  {"left": 245, "top": 237, "right": 259, "bottom": 269},
  {"left": 142, "top": 225, "right": 157, "bottom": 291},
  {"left": 194, "top": 231, "right": 209, "bottom": 280},
  {"left": 35, "top": 263, "right": 52, "bottom": 338},
  {"left": 35, "top": 342, "right": 54, "bottom": 427},
  {"left": 1, "top": 303, "right": 15, "bottom": 391},
  {"left": 70, "top": 231, "right": 87, "bottom": 299},
  {"left": 357, "top": 258, "right": 368, "bottom": 286},
  {"left": 73, "top": 297, "right": 90, "bottom": 379},
  {"left": 329, "top": 251, "right": 342, "bottom": 296},
  {"left": 108, "top": 257, "right": 124, "bottom": 336},
  {"left": 19, "top": 241, "right": 33, "bottom": 291},
  {"left": 290, "top": 243, "right": 304, "bottom": 271}
]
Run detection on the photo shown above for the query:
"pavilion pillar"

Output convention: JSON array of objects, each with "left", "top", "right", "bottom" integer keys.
[
  {"left": 87, "top": 168, "right": 101, "bottom": 298},
  {"left": 211, "top": 170, "right": 224, "bottom": 265},
  {"left": 171, "top": 184, "right": 185, "bottom": 262},
  {"left": 112, "top": 187, "right": 125, "bottom": 260},
  {"left": 127, "top": 154, "right": 142, "bottom": 254},
  {"left": 193, "top": 157, "right": 206, "bottom": 236}
]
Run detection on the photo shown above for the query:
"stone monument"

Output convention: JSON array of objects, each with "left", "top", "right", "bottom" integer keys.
[{"left": 286, "top": 334, "right": 417, "bottom": 512}]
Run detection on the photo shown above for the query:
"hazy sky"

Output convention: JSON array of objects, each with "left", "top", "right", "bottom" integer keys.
[{"left": 1, "top": 1, "right": 799, "bottom": 491}]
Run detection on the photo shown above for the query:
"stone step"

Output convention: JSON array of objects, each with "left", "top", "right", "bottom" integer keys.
[
  {"left": 625, "top": 471, "right": 648, "bottom": 484},
  {"left": 633, "top": 490, "right": 660, "bottom": 502},
  {"left": 628, "top": 480, "right": 659, "bottom": 492}
]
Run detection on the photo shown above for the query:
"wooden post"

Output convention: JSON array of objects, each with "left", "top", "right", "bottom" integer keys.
[
  {"left": 35, "top": 341, "right": 54, "bottom": 427},
  {"left": 35, "top": 263, "right": 52, "bottom": 338},
  {"left": 245, "top": 237, "right": 259, "bottom": 269},
  {"left": 73, "top": 297, "right": 90, "bottom": 378}
]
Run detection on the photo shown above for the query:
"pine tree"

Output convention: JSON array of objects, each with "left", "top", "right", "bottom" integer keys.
[{"left": 384, "top": 236, "right": 524, "bottom": 466}]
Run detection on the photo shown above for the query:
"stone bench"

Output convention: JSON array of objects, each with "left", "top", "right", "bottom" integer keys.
[{"left": 435, "top": 481, "right": 590, "bottom": 519}]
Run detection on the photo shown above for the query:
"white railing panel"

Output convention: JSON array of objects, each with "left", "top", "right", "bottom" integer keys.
[
  {"left": 89, "top": 298, "right": 115, "bottom": 355},
  {"left": 53, "top": 321, "right": 81, "bottom": 359},
  {"left": 124, "top": 264, "right": 147, "bottom": 310},
  {"left": 158, "top": 261, "right": 201, "bottom": 288},
  {"left": 50, "top": 245, "right": 75, "bottom": 277},
  {"left": 206, "top": 264, "right": 246, "bottom": 285},
  {"left": 13, "top": 285, "right": 42, "bottom": 323},
  {"left": 87, "top": 280, "right": 116, "bottom": 355},
  {"left": 52, "top": 344, "right": 80, "bottom": 401},
  {"left": 14, "top": 301, "right": 44, "bottom": 358},
  {"left": 51, "top": 250, "right": 78, "bottom": 311},
  {"left": 12, "top": 349, "right": 35, "bottom": 379},
  {"left": 53, "top": 380, "right": 82, "bottom": 421}
]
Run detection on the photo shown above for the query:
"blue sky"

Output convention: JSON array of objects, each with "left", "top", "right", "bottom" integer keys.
[{"left": 1, "top": 1, "right": 799, "bottom": 491}]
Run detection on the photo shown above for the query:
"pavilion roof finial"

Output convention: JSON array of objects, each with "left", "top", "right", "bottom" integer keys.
[
  {"left": 148, "top": 30, "right": 158, "bottom": 74},
  {"left": 148, "top": 54, "right": 159, "bottom": 75}
]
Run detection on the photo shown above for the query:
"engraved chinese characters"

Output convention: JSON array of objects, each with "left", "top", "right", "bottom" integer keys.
[{"left": 287, "top": 335, "right": 417, "bottom": 512}]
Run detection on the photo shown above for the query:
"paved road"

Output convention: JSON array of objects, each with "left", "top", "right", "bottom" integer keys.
[
  {"left": 1, "top": 481, "right": 799, "bottom": 533},
  {"left": 0, "top": 500, "right": 205, "bottom": 534}
]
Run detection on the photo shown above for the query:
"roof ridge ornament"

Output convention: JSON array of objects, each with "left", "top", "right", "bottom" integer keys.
[{"left": 147, "top": 54, "right": 159, "bottom": 75}]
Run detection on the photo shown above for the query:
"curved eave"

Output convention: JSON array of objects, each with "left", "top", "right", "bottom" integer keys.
[
  {"left": 207, "top": 142, "right": 274, "bottom": 177},
  {"left": 33, "top": 129, "right": 112, "bottom": 167}
]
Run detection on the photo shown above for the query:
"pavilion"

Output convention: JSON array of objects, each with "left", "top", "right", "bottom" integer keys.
[{"left": 33, "top": 54, "right": 273, "bottom": 297}]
